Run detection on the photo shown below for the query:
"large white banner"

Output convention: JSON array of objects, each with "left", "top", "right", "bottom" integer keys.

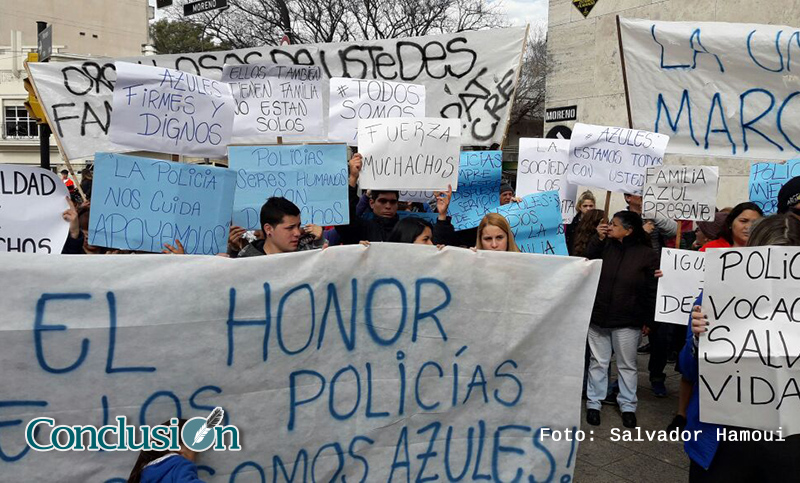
[
  {"left": 620, "top": 18, "right": 800, "bottom": 160},
  {"left": 516, "top": 138, "right": 578, "bottom": 224},
  {"left": 0, "top": 245, "right": 600, "bottom": 481},
  {"left": 700, "top": 247, "right": 800, "bottom": 435},
  {"left": 655, "top": 248, "right": 705, "bottom": 325},
  {"left": 0, "top": 165, "right": 69, "bottom": 254},
  {"left": 357, "top": 118, "right": 461, "bottom": 190},
  {"left": 27, "top": 28, "right": 526, "bottom": 160}
]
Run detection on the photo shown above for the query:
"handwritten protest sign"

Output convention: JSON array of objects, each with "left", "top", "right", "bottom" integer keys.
[
  {"left": 700, "top": 247, "right": 800, "bottom": 435},
  {"left": 222, "top": 62, "right": 323, "bottom": 142},
  {"left": 228, "top": 144, "right": 349, "bottom": 230},
  {"left": 486, "top": 191, "right": 567, "bottom": 255},
  {"left": 620, "top": 18, "right": 800, "bottom": 160},
  {"left": 0, "top": 165, "right": 69, "bottom": 254},
  {"left": 748, "top": 159, "right": 800, "bottom": 214},
  {"left": 329, "top": 78, "right": 425, "bottom": 144},
  {"left": 567, "top": 123, "right": 669, "bottom": 195},
  {"left": 0, "top": 244, "right": 601, "bottom": 481},
  {"left": 109, "top": 62, "right": 235, "bottom": 158},
  {"left": 447, "top": 151, "right": 502, "bottom": 230},
  {"left": 655, "top": 248, "right": 705, "bottom": 325},
  {"left": 27, "top": 28, "right": 526, "bottom": 160},
  {"left": 643, "top": 166, "right": 719, "bottom": 222},
  {"left": 362, "top": 210, "right": 440, "bottom": 224},
  {"left": 516, "top": 138, "right": 577, "bottom": 223},
  {"left": 89, "top": 153, "right": 236, "bottom": 254},
  {"left": 399, "top": 190, "right": 435, "bottom": 202},
  {"left": 357, "top": 118, "right": 461, "bottom": 190}
]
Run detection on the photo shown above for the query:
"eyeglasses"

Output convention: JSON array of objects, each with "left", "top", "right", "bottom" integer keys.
[{"left": 375, "top": 198, "right": 398, "bottom": 205}]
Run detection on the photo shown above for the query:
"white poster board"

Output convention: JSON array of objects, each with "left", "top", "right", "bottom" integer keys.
[
  {"left": 222, "top": 62, "right": 324, "bottom": 142},
  {"left": 619, "top": 18, "right": 800, "bottom": 160},
  {"left": 700, "top": 246, "right": 800, "bottom": 435},
  {"left": 27, "top": 28, "right": 527, "bottom": 160},
  {"left": 0, "top": 165, "right": 69, "bottom": 254},
  {"left": 516, "top": 138, "right": 578, "bottom": 224},
  {"left": 567, "top": 123, "right": 669, "bottom": 195},
  {"left": 357, "top": 118, "right": 461, "bottom": 190},
  {"left": 0, "top": 244, "right": 601, "bottom": 481},
  {"left": 329, "top": 78, "right": 425, "bottom": 145},
  {"left": 643, "top": 166, "right": 719, "bottom": 222},
  {"left": 109, "top": 62, "right": 235, "bottom": 158},
  {"left": 655, "top": 248, "right": 705, "bottom": 325}
]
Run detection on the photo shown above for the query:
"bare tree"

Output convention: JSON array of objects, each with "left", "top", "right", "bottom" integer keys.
[{"left": 509, "top": 32, "right": 547, "bottom": 126}]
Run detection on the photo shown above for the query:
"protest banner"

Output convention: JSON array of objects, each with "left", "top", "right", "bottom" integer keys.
[
  {"left": 447, "top": 151, "right": 502, "bottom": 230},
  {"left": 619, "top": 18, "right": 800, "bottom": 160},
  {"left": 27, "top": 28, "right": 526, "bottom": 160},
  {"left": 700, "top": 246, "right": 800, "bottom": 435},
  {"left": 88, "top": 153, "right": 236, "bottom": 254},
  {"left": 643, "top": 166, "right": 719, "bottom": 222},
  {"left": 362, "top": 210, "right": 440, "bottom": 224},
  {"left": 222, "top": 62, "right": 324, "bottom": 142},
  {"left": 0, "top": 244, "right": 602, "bottom": 481},
  {"left": 399, "top": 190, "right": 436, "bottom": 202},
  {"left": 487, "top": 191, "right": 567, "bottom": 255},
  {"left": 655, "top": 248, "right": 705, "bottom": 325},
  {"left": 109, "top": 62, "right": 235, "bottom": 158},
  {"left": 0, "top": 165, "right": 69, "bottom": 254},
  {"left": 516, "top": 138, "right": 577, "bottom": 224},
  {"left": 748, "top": 158, "right": 800, "bottom": 214},
  {"left": 357, "top": 118, "right": 461, "bottom": 190},
  {"left": 228, "top": 144, "right": 349, "bottom": 229},
  {"left": 329, "top": 78, "right": 425, "bottom": 144},
  {"left": 566, "top": 123, "right": 669, "bottom": 195}
]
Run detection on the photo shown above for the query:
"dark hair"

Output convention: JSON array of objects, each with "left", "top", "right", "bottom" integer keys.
[
  {"left": 718, "top": 202, "right": 764, "bottom": 244},
  {"left": 370, "top": 190, "right": 399, "bottom": 201},
  {"left": 260, "top": 197, "right": 300, "bottom": 229},
  {"left": 747, "top": 214, "right": 800, "bottom": 247},
  {"left": 127, "top": 419, "right": 189, "bottom": 483},
  {"left": 60, "top": 169, "right": 68, "bottom": 175},
  {"left": 612, "top": 210, "right": 650, "bottom": 246},
  {"left": 388, "top": 217, "right": 433, "bottom": 243},
  {"left": 572, "top": 209, "right": 606, "bottom": 256}
]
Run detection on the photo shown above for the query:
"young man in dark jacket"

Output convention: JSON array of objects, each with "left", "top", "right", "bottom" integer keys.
[
  {"left": 335, "top": 154, "right": 455, "bottom": 245},
  {"left": 238, "top": 197, "right": 324, "bottom": 257}
]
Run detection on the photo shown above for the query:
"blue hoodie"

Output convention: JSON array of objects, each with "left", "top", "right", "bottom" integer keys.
[{"left": 140, "top": 454, "right": 206, "bottom": 483}]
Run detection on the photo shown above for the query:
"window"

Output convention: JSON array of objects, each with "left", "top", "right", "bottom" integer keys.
[{"left": 3, "top": 104, "right": 39, "bottom": 140}]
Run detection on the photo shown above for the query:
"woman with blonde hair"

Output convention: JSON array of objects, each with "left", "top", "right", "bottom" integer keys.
[{"left": 475, "top": 213, "right": 521, "bottom": 252}]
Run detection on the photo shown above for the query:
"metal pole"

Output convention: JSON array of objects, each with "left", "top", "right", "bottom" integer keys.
[{"left": 37, "top": 21, "right": 50, "bottom": 170}]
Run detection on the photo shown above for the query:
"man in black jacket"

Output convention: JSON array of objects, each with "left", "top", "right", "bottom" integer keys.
[{"left": 335, "top": 154, "right": 455, "bottom": 244}]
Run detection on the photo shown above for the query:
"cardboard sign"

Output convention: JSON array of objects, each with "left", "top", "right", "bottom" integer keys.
[
  {"left": 448, "top": 151, "right": 503, "bottom": 231},
  {"left": 643, "top": 166, "right": 719, "bottom": 222},
  {"left": 109, "top": 62, "right": 235, "bottom": 158},
  {"left": 567, "top": 123, "right": 669, "bottom": 195},
  {"left": 0, "top": 165, "right": 69, "bottom": 254},
  {"left": 748, "top": 159, "right": 800, "bottom": 214},
  {"left": 329, "top": 78, "right": 425, "bottom": 144},
  {"left": 222, "top": 62, "right": 324, "bottom": 142},
  {"left": 357, "top": 118, "right": 461, "bottom": 190},
  {"left": 27, "top": 28, "right": 526, "bottom": 159},
  {"left": 228, "top": 144, "right": 350, "bottom": 230},
  {"left": 619, "top": 18, "right": 800, "bottom": 160},
  {"left": 0, "top": 244, "right": 602, "bottom": 481},
  {"left": 700, "top": 247, "right": 800, "bottom": 435},
  {"left": 89, "top": 153, "right": 236, "bottom": 254},
  {"left": 516, "top": 138, "right": 578, "bottom": 224},
  {"left": 655, "top": 248, "right": 705, "bottom": 325},
  {"left": 489, "top": 191, "right": 568, "bottom": 255}
]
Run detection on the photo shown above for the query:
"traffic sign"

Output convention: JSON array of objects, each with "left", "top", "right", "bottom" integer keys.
[
  {"left": 184, "top": 0, "right": 228, "bottom": 16},
  {"left": 37, "top": 25, "right": 52, "bottom": 62}
]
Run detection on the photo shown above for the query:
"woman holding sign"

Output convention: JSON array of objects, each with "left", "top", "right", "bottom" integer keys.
[{"left": 584, "top": 211, "right": 658, "bottom": 428}]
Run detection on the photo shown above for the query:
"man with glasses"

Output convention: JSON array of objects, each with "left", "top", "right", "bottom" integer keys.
[{"left": 335, "top": 154, "right": 454, "bottom": 244}]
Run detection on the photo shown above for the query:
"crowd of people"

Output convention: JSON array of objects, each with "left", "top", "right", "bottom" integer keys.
[{"left": 51, "top": 157, "right": 800, "bottom": 483}]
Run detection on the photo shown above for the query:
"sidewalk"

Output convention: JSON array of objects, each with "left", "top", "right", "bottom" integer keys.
[{"left": 573, "top": 353, "right": 690, "bottom": 482}]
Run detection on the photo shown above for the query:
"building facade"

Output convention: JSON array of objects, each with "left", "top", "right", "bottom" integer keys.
[{"left": 0, "top": 0, "right": 149, "bottom": 169}]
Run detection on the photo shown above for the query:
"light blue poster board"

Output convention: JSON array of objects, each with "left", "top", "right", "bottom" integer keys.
[
  {"left": 89, "top": 153, "right": 236, "bottom": 254},
  {"left": 749, "top": 159, "right": 800, "bottom": 214},
  {"left": 228, "top": 144, "right": 350, "bottom": 230},
  {"left": 362, "top": 210, "right": 440, "bottom": 223},
  {"left": 491, "top": 190, "right": 567, "bottom": 255},
  {"left": 448, "top": 151, "right": 502, "bottom": 230}
]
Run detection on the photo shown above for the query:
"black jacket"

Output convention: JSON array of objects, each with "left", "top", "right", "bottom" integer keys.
[
  {"left": 335, "top": 186, "right": 454, "bottom": 244},
  {"left": 585, "top": 235, "right": 658, "bottom": 329}
]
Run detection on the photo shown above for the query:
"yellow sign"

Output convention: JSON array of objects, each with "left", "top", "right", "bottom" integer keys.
[
  {"left": 23, "top": 53, "right": 47, "bottom": 123},
  {"left": 572, "top": 0, "right": 599, "bottom": 18}
]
